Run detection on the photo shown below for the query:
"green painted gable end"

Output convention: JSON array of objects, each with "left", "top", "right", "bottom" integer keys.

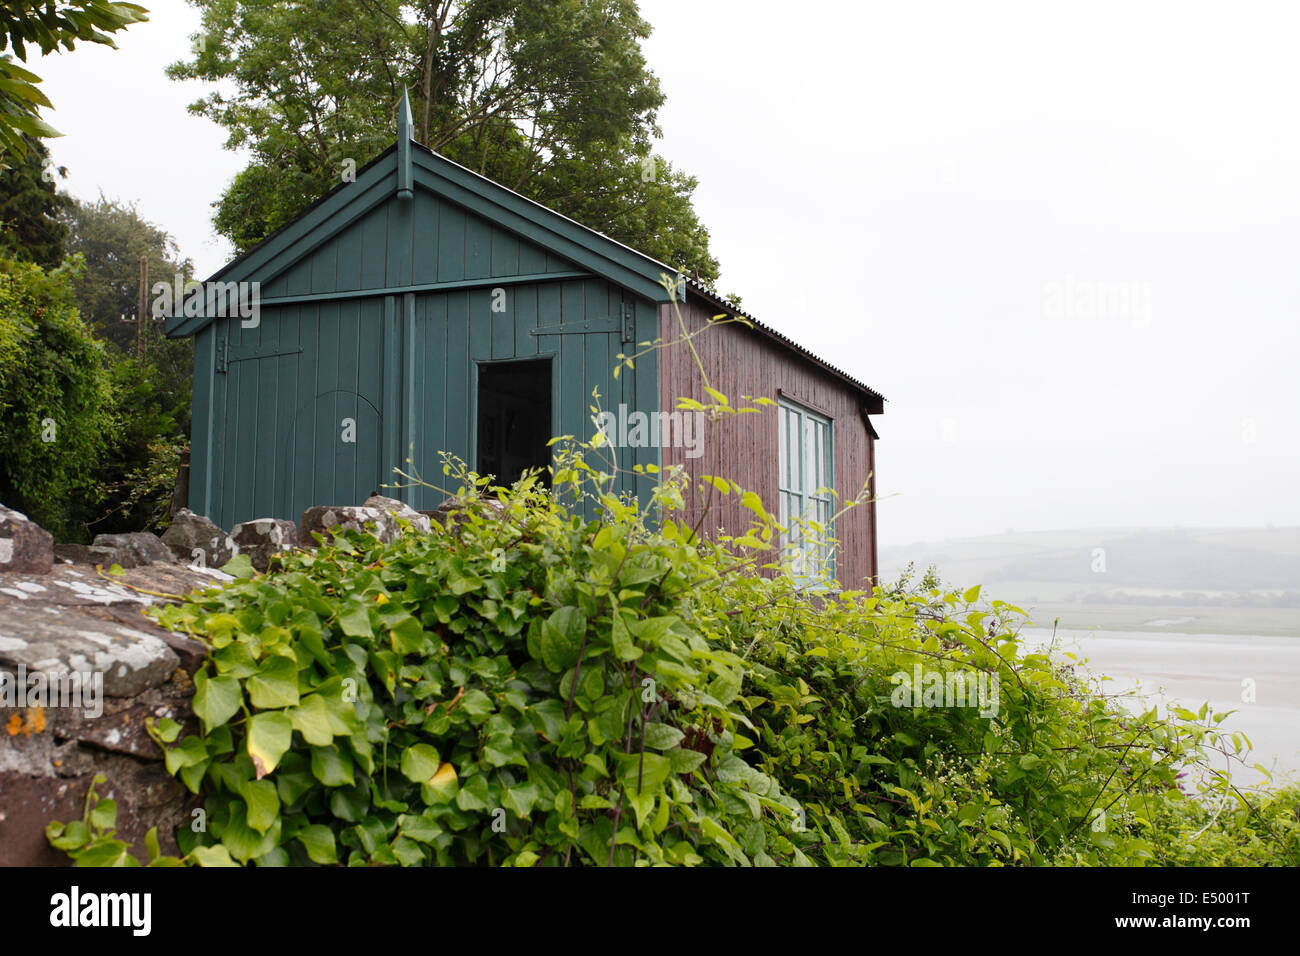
[{"left": 172, "top": 137, "right": 673, "bottom": 529}]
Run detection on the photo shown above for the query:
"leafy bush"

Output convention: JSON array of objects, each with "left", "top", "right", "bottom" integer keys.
[
  {"left": 89, "top": 354, "right": 187, "bottom": 535},
  {"left": 0, "top": 255, "right": 113, "bottom": 538}
]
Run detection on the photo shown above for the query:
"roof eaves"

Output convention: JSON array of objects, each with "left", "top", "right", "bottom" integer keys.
[{"left": 681, "top": 277, "right": 887, "bottom": 409}]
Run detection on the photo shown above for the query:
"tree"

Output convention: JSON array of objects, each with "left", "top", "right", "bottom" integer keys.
[
  {"left": 0, "top": 1, "right": 148, "bottom": 159},
  {"left": 168, "top": 0, "right": 720, "bottom": 282},
  {"left": 58, "top": 196, "right": 195, "bottom": 535},
  {"left": 0, "top": 256, "right": 113, "bottom": 539},
  {"left": 59, "top": 195, "right": 192, "bottom": 357},
  {"left": 0, "top": 134, "right": 72, "bottom": 267}
]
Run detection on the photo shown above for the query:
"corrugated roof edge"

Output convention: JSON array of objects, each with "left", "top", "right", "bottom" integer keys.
[
  {"left": 679, "top": 277, "right": 887, "bottom": 410},
  {"left": 201, "top": 133, "right": 887, "bottom": 411},
  {"left": 410, "top": 142, "right": 887, "bottom": 410}
]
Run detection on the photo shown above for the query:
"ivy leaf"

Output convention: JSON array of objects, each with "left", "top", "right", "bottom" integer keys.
[
  {"left": 501, "top": 781, "right": 541, "bottom": 818},
  {"left": 528, "top": 699, "right": 566, "bottom": 742},
  {"left": 460, "top": 689, "right": 494, "bottom": 720},
  {"left": 162, "top": 735, "right": 209, "bottom": 775},
  {"left": 221, "top": 800, "right": 280, "bottom": 862},
  {"left": 192, "top": 670, "right": 243, "bottom": 733},
  {"left": 219, "top": 553, "right": 255, "bottom": 579},
  {"left": 297, "top": 825, "right": 338, "bottom": 864},
  {"left": 389, "top": 615, "right": 428, "bottom": 654},
  {"left": 89, "top": 798, "right": 117, "bottom": 832},
  {"left": 455, "top": 773, "right": 492, "bottom": 811},
  {"left": 240, "top": 779, "right": 280, "bottom": 834},
  {"left": 337, "top": 605, "right": 373, "bottom": 638},
  {"left": 149, "top": 717, "right": 182, "bottom": 743},
  {"left": 73, "top": 841, "right": 135, "bottom": 867},
  {"left": 288, "top": 693, "right": 336, "bottom": 746},
  {"left": 422, "top": 763, "right": 459, "bottom": 804},
  {"left": 213, "top": 641, "right": 259, "bottom": 678},
  {"left": 311, "top": 746, "right": 355, "bottom": 787},
  {"left": 190, "top": 845, "right": 239, "bottom": 867},
  {"left": 400, "top": 743, "right": 441, "bottom": 783},
  {"left": 247, "top": 712, "right": 293, "bottom": 779},
  {"left": 247, "top": 654, "right": 300, "bottom": 709}
]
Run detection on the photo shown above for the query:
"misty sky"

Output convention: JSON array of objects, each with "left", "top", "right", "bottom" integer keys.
[{"left": 29, "top": 1, "right": 1300, "bottom": 548}]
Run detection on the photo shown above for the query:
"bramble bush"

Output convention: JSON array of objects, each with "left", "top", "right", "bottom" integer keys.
[{"left": 46, "top": 285, "right": 1298, "bottom": 866}]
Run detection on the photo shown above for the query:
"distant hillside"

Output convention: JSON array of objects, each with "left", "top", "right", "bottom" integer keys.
[{"left": 879, "top": 527, "right": 1300, "bottom": 636}]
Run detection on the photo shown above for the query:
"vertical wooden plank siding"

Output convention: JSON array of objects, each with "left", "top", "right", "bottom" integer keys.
[
  {"left": 658, "top": 297, "right": 879, "bottom": 588},
  {"left": 192, "top": 192, "right": 662, "bottom": 527},
  {"left": 189, "top": 328, "right": 216, "bottom": 515}
]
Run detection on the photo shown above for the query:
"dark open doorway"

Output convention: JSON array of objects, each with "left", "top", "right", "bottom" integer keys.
[{"left": 476, "top": 359, "right": 552, "bottom": 487}]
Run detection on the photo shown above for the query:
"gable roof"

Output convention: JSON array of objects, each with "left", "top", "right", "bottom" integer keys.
[
  {"left": 170, "top": 92, "right": 884, "bottom": 411},
  {"left": 679, "top": 276, "right": 885, "bottom": 412}
]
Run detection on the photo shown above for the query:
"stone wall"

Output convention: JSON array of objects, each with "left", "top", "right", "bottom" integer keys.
[{"left": 0, "top": 495, "right": 439, "bottom": 866}]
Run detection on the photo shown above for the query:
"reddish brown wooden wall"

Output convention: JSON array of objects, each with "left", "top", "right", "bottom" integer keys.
[{"left": 658, "top": 297, "right": 880, "bottom": 588}]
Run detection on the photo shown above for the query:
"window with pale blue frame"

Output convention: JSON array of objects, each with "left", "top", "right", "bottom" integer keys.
[{"left": 777, "top": 398, "right": 835, "bottom": 585}]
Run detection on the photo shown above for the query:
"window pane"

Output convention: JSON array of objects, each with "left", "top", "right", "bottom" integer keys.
[
  {"left": 789, "top": 410, "right": 801, "bottom": 493},
  {"left": 802, "top": 415, "right": 812, "bottom": 495},
  {"left": 778, "top": 406, "right": 788, "bottom": 489},
  {"left": 814, "top": 420, "right": 824, "bottom": 490},
  {"left": 776, "top": 399, "right": 835, "bottom": 588}
]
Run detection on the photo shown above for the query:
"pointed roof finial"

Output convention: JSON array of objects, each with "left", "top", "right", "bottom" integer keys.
[
  {"left": 397, "top": 86, "right": 414, "bottom": 200},
  {"left": 398, "top": 86, "right": 414, "bottom": 142}
]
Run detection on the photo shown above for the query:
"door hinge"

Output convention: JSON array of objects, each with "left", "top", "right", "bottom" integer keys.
[
  {"left": 528, "top": 304, "right": 636, "bottom": 342},
  {"left": 621, "top": 302, "right": 634, "bottom": 344},
  {"left": 216, "top": 337, "right": 303, "bottom": 373}
]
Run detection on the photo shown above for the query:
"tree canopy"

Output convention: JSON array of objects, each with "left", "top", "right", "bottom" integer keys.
[
  {"left": 0, "top": 1, "right": 148, "bottom": 159},
  {"left": 0, "top": 134, "right": 73, "bottom": 268},
  {"left": 168, "top": 0, "right": 720, "bottom": 282}
]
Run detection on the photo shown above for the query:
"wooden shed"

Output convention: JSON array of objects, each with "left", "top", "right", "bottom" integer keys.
[{"left": 166, "top": 93, "right": 886, "bottom": 587}]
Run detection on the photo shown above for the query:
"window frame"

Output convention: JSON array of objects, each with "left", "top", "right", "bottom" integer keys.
[{"left": 776, "top": 396, "right": 835, "bottom": 586}]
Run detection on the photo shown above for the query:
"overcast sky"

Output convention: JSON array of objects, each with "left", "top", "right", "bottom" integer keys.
[{"left": 31, "top": 0, "right": 1300, "bottom": 547}]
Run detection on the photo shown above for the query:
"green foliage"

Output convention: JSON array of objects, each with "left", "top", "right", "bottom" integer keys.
[
  {"left": 55, "top": 196, "right": 193, "bottom": 535},
  {"left": 126, "top": 465, "right": 807, "bottom": 866},
  {"left": 0, "top": 250, "right": 190, "bottom": 540},
  {"left": 1148, "top": 783, "right": 1300, "bottom": 865},
  {"left": 45, "top": 772, "right": 183, "bottom": 866},
  {"left": 0, "top": 1, "right": 148, "bottom": 158},
  {"left": 42, "top": 295, "right": 1298, "bottom": 865},
  {"left": 52, "top": 457, "right": 1298, "bottom": 866},
  {"left": 0, "top": 255, "right": 113, "bottom": 538},
  {"left": 734, "top": 579, "right": 1275, "bottom": 866},
  {"left": 59, "top": 195, "right": 193, "bottom": 357},
  {"left": 168, "top": 0, "right": 720, "bottom": 282},
  {"left": 0, "top": 134, "right": 72, "bottom": 267}
]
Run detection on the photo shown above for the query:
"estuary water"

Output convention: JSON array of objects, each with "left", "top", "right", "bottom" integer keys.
[{"left": 1018, "top": 628, "right": 1300, "bottom": 788}]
